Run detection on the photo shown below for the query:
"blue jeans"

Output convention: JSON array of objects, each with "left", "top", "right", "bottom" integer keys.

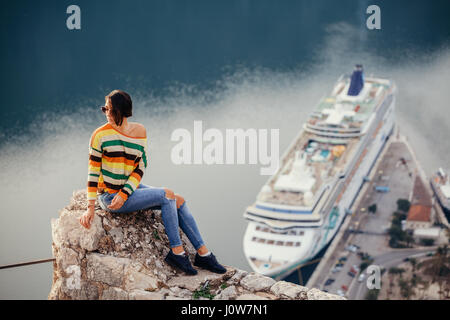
[{"left": 99, "top": 184, "right": 205, "bottom": 250}]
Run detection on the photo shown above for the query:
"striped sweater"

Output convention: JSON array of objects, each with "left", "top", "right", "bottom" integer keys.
[{"left": 87, "top": 123, "right": 148, "bottom": 202}]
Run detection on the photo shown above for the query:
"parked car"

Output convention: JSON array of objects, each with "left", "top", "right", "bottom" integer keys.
[
  {"left": 362, "top": 253, "right": 372, "bottom": 260},
  {"left": 339, "top": 256, "right": 348, "bottom": 262},
  {"left": 358, "top": 273, "right": 366, "bottom": 282},
  {"left": 324, "top": 278, "right": 335, "bottom": 286},
  {"left": 348, "top": 271, "right": 356, "bottom": 278},
  {"left": 375, "top": 186, "right": 390, "bottom": 193},
  {"left": 357, "top": 251, "right": 372, "bottom": 260},
  {"left": 337, "top": 289, "right": 345, "bottom": 297},
  {"left": 332, "top": 265, "right": 343, "bottom": 273}
]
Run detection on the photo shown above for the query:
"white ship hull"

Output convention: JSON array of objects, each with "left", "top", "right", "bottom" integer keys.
[{"left": 243, "top": 70, "right": 396, "bottom": 280}]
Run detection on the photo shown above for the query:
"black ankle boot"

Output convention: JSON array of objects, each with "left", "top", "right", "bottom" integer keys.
[
  {"left": 165, "top": 251, "right": 198, "bottom": 275},
  {"left": 194, "top": 252, "right": 226, "bottom": 274}
]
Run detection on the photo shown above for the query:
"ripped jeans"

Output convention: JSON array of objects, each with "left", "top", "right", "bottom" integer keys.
[{"left": 98, "top": 184, "right": 205, "bottom": 250}]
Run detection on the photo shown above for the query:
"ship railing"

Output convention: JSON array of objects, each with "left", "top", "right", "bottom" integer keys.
[
  {"left": 304, "top": 125, "right": 362, "bottom": 139},
  {"left": 305, "top": 122, "right": 362, "bottom": 134}
]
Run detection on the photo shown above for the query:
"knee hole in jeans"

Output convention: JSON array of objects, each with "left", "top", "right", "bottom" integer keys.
[
  {"left": 163, "top": 188, "right": 175, "bottom": 200},
  {"left": 175, "top": 194, "right": 185, "bottom": 209}
]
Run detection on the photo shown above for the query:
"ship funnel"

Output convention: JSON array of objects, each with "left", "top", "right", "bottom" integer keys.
[{"left": 347, "top": 64, "right": 364, "bottom": 96}]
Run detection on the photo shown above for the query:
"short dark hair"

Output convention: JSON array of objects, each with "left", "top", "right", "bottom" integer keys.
[{"left": 105, "top": 90, "right": 132, "bottom": 126}]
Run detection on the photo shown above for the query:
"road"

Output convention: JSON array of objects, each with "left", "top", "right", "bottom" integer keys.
[
  {"left": 310, "top": 135, "right": 444, "bottom": 300},
  {"left": 349, "top": 247, "right": 437, "bottom": 300}
]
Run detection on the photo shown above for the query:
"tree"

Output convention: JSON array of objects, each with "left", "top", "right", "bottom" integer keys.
[
  {"left": 368, "top": 203, "right": 377, "bottom": 214},
  {"left": 418, "top": 277, "right": 430, "bottom": 299},
  {"left": 389, "top": 267, "right": 405, "bottom": 276},
  {"left": 360, "top": 258, "right": 374, "bottom": 273},
  {"left": 387, "top": 275, "right": 394, "bottom": 299},
  {"left": 389, "top": 237, "right": 398, "bottom": 248},
  {"left": 444, "top": 280, "right": 450, "bottom": 299},
  {"left": 365, "top": 289, "right": 380, "bottom": 300},
  {"left": 409, "top": 258, "right": 418, "bottom": 273},
  {"left": 430, "top": 245, "right": 449, "bottom": 299},
  {"left": 398, "top": 278, "right": 415, "bottom": 299},
  {"left": 389, "top": 224, "right": 403, "bottom": 239},
  {"left": 420, "top": 238, "right": 435, "bottom": 246},
  {"left": 389, "top": 211, "right": 409, "bottom": 248},
  {"left": 405, "top": 234, "right": 415, "bottom": 247},
  {"left": 397, "top": 199, "right": 411, "bottom": 212}
]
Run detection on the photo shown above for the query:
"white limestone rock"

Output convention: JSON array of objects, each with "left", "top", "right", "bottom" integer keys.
[
  {"left": 109, "top": 227, "right": 124, "bottom": 244},
  {"left": 214, "top": 285, "right": 237, "bottom": 300},
  {"left": 129, "top": 289, "right": 165, "bottom": 300},
  {"left": 270, "top": 281, "right": 308, "bottom": 299},
  {"left": 240, "top": 273, "right": 276, "bottom": 292},
  {"left": 307, "top": 288, "right": 346, "bottom": 300},
  {"left": 86, "top": 253, "right": 130, "bottom": 287},
  {"left": 236, "top": 294, "right": 269, "bottom": 300},
  {"left": 227, "top": 269, "right": 248, "bottom": 286},
  {"left": 51, "top": 209, "right": 105, "bottom": 251},
  {"left": 124, "top": 266, "right": 160, "bottom": 291},
  {"left": 101, "top": 287, "right": 129, "bottom": 300},
  {"left": 166, "top": 268, "right": 231, "bottom": 291},
  {"left": 169, "top": 286, "right": 193, "bottom": 299}
]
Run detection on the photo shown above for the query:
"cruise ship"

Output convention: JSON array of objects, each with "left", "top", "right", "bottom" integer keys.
[
  {"left": 243, "top": 65, "right": 397, "bottom": 280},
  {"left": 430, "top": 168, "right": 450, "bottom": 219}
]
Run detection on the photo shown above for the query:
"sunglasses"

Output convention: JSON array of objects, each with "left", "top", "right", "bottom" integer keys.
[{"left": 100, "top": 106, "right": 112, "bottom": 113}]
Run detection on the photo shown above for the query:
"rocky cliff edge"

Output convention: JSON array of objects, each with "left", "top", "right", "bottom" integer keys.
[{"left": 48, "top": 190, "right": 345, "bottom": 300}]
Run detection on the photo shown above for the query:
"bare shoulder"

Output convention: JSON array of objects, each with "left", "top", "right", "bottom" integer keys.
[{"left": 131, "top": 122, "right": 147, "bottom": 137}]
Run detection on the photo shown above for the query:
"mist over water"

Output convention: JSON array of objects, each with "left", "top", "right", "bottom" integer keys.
[{"left": 1, "top": 17, "right": 449, "bottom": 298}]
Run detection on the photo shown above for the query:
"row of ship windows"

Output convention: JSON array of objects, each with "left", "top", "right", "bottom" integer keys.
[
  {"left": 251, "top": 237, "right": 301, "bottom": 247},
  {"left": 255, "top": 225, "right": 305, "bottom": 236}
]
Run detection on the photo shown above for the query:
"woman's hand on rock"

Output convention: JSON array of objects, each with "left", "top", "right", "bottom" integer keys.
[{"left": 79, "top": 207, "right": 95, "bottom": 229}]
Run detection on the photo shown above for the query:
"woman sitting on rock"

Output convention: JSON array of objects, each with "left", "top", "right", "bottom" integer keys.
[{"left": 79, "top": 89, "right": 226, "bottom": 276}]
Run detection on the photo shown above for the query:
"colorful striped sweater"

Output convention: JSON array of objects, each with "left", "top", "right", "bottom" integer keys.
[{"left": 87, "top": 123, "right": 148, "bottom": 202}]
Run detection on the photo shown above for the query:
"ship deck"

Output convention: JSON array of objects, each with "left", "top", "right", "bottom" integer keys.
[
  {"left": 256, "top": 77, "right": 391, "bottom": 208},
  {"left": 257, "top": 131, "right": 358, "bottom": 206}
]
